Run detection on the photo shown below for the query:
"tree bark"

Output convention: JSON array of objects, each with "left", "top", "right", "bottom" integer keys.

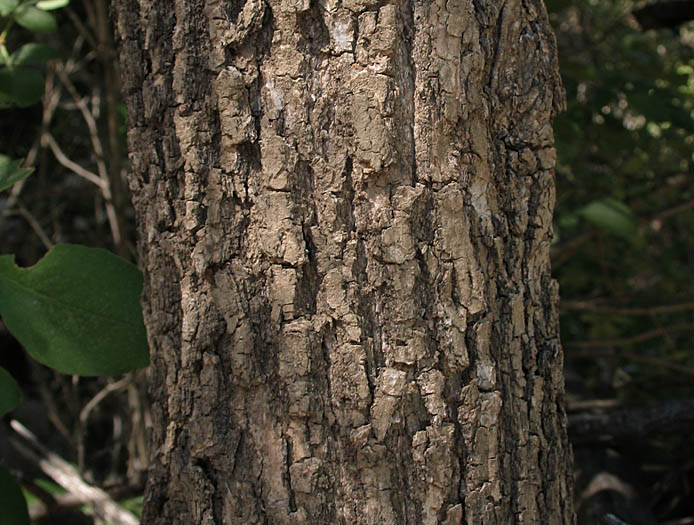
[{"left": 113, "top": 0, "right": 573, "bottom": 523}]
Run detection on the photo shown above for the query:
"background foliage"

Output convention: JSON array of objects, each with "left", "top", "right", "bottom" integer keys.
[{"left": 549, "top": 0, "right": 694, "bottom": 521}]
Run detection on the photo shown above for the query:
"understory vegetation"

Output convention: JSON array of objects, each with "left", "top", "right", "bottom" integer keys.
[{"left": 550, "top": 0, "right": 694, "bottom": 522}]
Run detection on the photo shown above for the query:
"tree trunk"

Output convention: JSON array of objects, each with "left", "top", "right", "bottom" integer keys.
[{"left": 113, "top": 0, "right": 573, "bottom": 523}]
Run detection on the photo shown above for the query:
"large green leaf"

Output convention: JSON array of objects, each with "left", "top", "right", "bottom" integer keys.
[
  {"left": 14, "top": 5, "right": 57, "bottom": 32},
  {"left": 579, "top": 198, "right": 637, "bottom": 239},
  {"left": 0, "top": 0, "right": 19, "bottom": 16},
  {"left": 0, "top": 367, "right": 21, "bottom": 418},
  {"left": 0, "top": 464, "right": 30, "bottom": 525},
  {"left": 0, "top": 66, "right": 45, "bottom": 107},
  {"left": 0, "top": 155, "right": 33, "bottom": 192},
  {"left": 11, "top": 43, "right": 60, "bottom": 66},
  {"left": 0, "top": 244, "right": 149, "bottom": 376}
]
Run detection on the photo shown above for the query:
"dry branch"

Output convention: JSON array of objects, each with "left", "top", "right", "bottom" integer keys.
[
  {"left": 569, "top": 399, "right": 694, "bottom": 444},
  {"left": 9, "top": 419, "right": 139, "bottom": 525}
]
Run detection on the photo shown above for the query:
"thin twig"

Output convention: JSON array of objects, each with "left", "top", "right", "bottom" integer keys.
[
  {"left": 568, "top": 348, "right": 694, "bottom": 376},
  {"left": 0, "top": 144, "right": 34, "bottom": 231},
  {"left": 561, "top": 300, "right": 694, "bottom": 316},
  {"left": 659, "top": 518, "right": 694, "bottom": 525},
  {"left": 566, "top": 323, "right": 694, "bottom": 349},
  {"left": 77, "top": 375, "right": 132, "bottom": 470},
  {"left": 53, "top": 65, "right": 107, "bottom": 177},
  {"left": 567, "top": 398, "right": 622, "bottom": 412},
  {"left": 42, "top": 132, "right": 105, "bottom": 188},
  {"left": 54, "top": 63, "right": 122, "bottom": 246},
  {"left": 29, "top": 362, "right": 72, "bottom": 442},
  {"left": 551, "top": 231, "right": 593, "bottom": 267},
  {"left": 0, "top": 66, "right": 61, "bottom": 232},
  {"left": 64, "top": 6, "right": 98, "bottom": 53},
  {"left": 569, "top": 399, "right": 694, "bottom": 444},
  {"left": 96, "top": 0, "right": 129, "bottom": 258},
  {"left": 653, "top": 199, "right": 694, "bottom": 221},
  {"left": 15, "top": 203, "right": 54, "bottom": 250},
  {"left": 63, "top": 33, "right": 86, "bottom": 75},
  {"left": 600, "top": 514, "right": 632, "bottom": 525},
  {"left": 127, "top": 374, "right": 150, "bottom": 485},
  {"left": 28, "top": 491, "right": 92, "bottom": 521},
  {"left": 80, "top": 376, "right": 132, "bottom": 426},
  {"left": 27, "top": 481, "right": 143, "bottom": 521}
]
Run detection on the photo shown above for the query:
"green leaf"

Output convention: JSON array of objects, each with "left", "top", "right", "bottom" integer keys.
[
  {"left": 0, "top": 367, "right": 21, "bottom": 418},
  {"left": 0, "top": 66, "right": 45, "bottom": 107},
  {"left": 0, "top": 0, "right": 19, "bottom": 16},
  {"left": 11, "top": 43, "right": 60, "bottom": 66},
  {"left": 579, "top": 198, "right": 637, "bottom": 239},
  {"left": 0, "top": 464, "right": 30, "bottom": 525},
  {"left": 0, "top": 244, "right": 149, "bottom": 376},
  {"left": 14, "top": 5, "right": 57, "bottom": 32},
  {"left": 0, "top": 155, "right": 33, "bottom": 192},
  {"left": 36, "top": 0, "right": 69, "bottom": 9}
]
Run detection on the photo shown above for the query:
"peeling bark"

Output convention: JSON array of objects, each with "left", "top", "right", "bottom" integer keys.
[{"left": 113, "top": 0, "right": 574, "bottom": 523}]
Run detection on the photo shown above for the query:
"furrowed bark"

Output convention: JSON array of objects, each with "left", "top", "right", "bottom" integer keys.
[{"left": 113, "top": 0, "right": 573, "bottom": 523}]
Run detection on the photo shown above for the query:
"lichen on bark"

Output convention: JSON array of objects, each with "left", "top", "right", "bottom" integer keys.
[{"left": 114, "top": 0, "right": 574, "bottom": 523}]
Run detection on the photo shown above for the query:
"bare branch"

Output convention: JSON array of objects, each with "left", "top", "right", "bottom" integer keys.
[
  {"left": 568, "top": 348, "right": 694, "bottom": 376},
  {"left": 9, "top": 420, "right": 139, "bottom": 525},
  {"left": 561, "top": 301, "right": 694, "bottom": 316},
  {"left": 43, "top": 133, "right": 105, "bottom": 189},
  {"left": 77, "top": 375, "right": 132, "bottom": 471},
  {"left": 568, "top": 398, "right": 622, "bottom": 412},
  {"left": 569, "top": 400, "right": 694, "bottom": 444},
  {"left": 566, "top": 323, "right": 694, "bottom": 349},
  {"left": 15, "top": 203, "right": 54, "bottom": 250}
]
